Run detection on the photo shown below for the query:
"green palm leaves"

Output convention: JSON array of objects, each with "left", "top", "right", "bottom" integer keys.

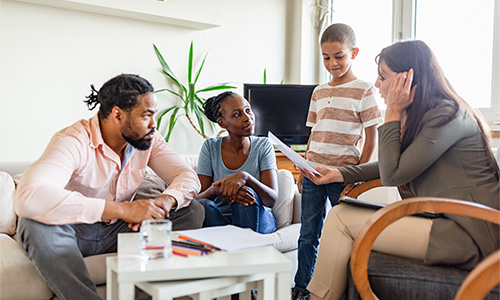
[{"left": 153, "top": 42, "right": 236, "bottom": 142}]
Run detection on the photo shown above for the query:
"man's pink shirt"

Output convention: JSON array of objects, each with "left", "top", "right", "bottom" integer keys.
[{"left": 15, "top": 115, "right": 201, "bottom": 225}]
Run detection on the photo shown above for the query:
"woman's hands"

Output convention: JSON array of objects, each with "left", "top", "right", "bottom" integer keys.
[
  {"left": 300, "top": 166, "right": 344, "bottom": 185},
  {"left": 213, "top": 172, "right": 256, "bottom": 206},
  {"left": 385, "top": 68, "right": 417, "bottom": 123}
]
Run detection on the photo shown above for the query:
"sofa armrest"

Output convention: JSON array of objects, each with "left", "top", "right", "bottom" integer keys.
[{"left": 270, "top": 223, "right": 300, "bottom": 252}]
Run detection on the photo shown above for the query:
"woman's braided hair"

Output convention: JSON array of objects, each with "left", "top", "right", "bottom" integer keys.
[
  {"left": 203, "top": 91, "right": 237, "bottom": 122},
  {"left": 84, "top": 74, "right": 154, "bottom": 120}
]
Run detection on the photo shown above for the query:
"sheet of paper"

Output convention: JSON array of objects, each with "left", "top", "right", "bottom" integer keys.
[
  {"left": 176, "top": 225, "right": 278, "bottom": 252},
  {"left": 267, "top": 131, "right": 321, "bottom": 175}
]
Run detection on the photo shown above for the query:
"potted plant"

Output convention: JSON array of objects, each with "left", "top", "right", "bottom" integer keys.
[{"left": 153, "top": 42, "right": 236, "bottom": 142}]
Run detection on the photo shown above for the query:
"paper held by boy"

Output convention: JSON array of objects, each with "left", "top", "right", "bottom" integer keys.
[{"left": 267, "top": 131, "right": 321, "bottom": 176}]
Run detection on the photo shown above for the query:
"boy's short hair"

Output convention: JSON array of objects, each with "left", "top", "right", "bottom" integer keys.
[{"left": 320, "top": 23, "right": 356, "bottom": 50}]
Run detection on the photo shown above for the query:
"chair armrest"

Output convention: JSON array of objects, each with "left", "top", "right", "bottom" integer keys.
[
  {"left": 455, "top": 249, "right": 500, "bottom": 300},
  {"left": 343, "top": 179, "right": 382, "bottom": 198},
  {"left": 350, "top": 197, "right": 500, "bottom": 300}
]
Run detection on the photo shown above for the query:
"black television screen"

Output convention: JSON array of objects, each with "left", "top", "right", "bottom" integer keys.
[{"left": 243, "top": 84, "right": 316, "bottom": 146}]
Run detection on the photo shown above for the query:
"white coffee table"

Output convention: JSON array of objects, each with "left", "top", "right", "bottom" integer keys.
[{"left": 106, "top": 233, "right": 291, "bottom": 300}]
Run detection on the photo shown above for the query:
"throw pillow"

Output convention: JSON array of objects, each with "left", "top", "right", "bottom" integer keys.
[
  {"left": 272, "top": 169, "right": 296, "bottom": 229},
  {"left": 134, "top": 172, "right": 167, "bottom": 200},
  {"left": 0, "top": 171, "right": 17, "bottom": 235}
]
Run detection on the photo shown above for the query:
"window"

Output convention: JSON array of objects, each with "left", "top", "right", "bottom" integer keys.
[
  {"left": 326, "top": 0, "right": 393, "bottom": 108},
  {"left": 323, "top": 0, "right": 500, "bottom": 122},
  {"left": 396, "top": 0, "right": 500, "bottom": 123}
]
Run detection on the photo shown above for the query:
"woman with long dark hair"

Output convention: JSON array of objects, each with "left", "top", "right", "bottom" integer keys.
[{"left": 301, "top": 40, "right": 499, "bottom": 300}]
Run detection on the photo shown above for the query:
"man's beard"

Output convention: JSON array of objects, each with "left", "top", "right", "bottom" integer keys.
[
  {"left": 122, "top": 125, "right": 155, "bottom": 151},
  {"left": 123, "top": 133, "right": 153, "bottom": 151}
]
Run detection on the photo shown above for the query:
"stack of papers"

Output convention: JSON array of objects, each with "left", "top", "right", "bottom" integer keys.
[{"left": 176, "top": 225, "right": 277, "bottom": 252}]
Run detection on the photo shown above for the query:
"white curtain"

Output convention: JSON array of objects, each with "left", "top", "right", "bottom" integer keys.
[{"left": 311, "top": 0, "right": 332, "bottom": 83}]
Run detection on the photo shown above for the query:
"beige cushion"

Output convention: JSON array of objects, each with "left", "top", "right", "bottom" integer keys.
[
  {"left": 182, "top": 155, "right": 199, "bottom": 171},
  {"left": 273, "top": 169, "right": 296, "bottom": 229},
  {"left": 84, "top": 253, "right": 116, "bottom": 286},
  {"left": 270, "top": 223, "right": 300, "bottom": 252},
  {"left": 0, "top": 172, "right": 17, "bottom": 235},
  {"left": 0, "top": 234, "right": 53, "bottom": 300}
]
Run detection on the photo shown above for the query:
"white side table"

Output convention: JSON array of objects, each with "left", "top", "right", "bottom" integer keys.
[
  {"left": 107, "top": 233, "right": 291, "bottom": 300},
  {"left": 135, "top": 273, "right": 274, "bottom": 300}
]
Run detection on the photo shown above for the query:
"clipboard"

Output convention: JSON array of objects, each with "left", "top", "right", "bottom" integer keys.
[{"left": 339, "top": 196, "right": 440, "bottom": 219}]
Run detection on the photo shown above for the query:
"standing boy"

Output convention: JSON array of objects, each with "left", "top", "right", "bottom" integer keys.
[{"left": 292, "top": 23, "right": 383, "bottom": 300}]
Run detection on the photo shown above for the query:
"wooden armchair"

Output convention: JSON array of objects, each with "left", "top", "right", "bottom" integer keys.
[{"left": 342, "top": 181, "right": 500, "bottom": 300}]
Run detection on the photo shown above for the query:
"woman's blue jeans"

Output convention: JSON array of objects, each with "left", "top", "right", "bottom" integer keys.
[
  {"left": 197, "top": 187, "right": 276, "bottom": 234},
  {"left": 294, "top": 177, "right": 344, "bottom": 293}
]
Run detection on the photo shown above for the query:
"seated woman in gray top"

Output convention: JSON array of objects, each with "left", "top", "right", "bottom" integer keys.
[
  {"left": 300, "top": 40, "right": 500, "bottom": 300},
  {"left": 196, "top": 91, "right": 278, "bottom": 234}
]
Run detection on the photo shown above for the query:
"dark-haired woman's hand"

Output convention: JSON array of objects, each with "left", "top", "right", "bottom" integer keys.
[
  {"left": 212, "top": 172, "right": 249, "bottom": 202},
  {"left": 385, "top": 68, "right": 417, "bottom": 122}
]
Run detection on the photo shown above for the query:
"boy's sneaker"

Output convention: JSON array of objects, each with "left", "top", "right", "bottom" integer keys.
[{"left": 291, "top": 290, "right": 311, "bottom": 300}]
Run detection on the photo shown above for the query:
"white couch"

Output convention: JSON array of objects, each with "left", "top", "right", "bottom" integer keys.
[{"left": 0, "top": 156, "right": 302, "bottom": 300}]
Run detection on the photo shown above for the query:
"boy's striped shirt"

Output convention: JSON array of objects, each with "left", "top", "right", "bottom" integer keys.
[{"left": 306, "top": 79, "right": 383, "bottom": 168}]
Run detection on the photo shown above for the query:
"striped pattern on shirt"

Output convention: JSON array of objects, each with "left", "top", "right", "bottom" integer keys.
[{"left": 306, "top": 79, "right": 383, "bottom": 168}]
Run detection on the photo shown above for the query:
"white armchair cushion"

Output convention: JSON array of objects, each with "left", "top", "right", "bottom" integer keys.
[
  {"left": 273, "top": 169, "right": 296, "bottom": 229},
  {"left": 182, "top": 155, "right": 199, "bottom": 171},
  {"left": 270, "top": 223, "right": 300, "bottom": 252},
  {"left": 0, "top": 172, "right": 17, "bottom": 235}
]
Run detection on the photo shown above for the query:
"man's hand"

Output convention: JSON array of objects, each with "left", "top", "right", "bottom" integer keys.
[
  {"left": 153, "top": 194, "right": 177, "bottom": 217},
  {"left": 128, "top": 194, "right": 177, "bottom": 231},
  {"left": 102, "top": 199, "right": 165, "bottom": 231},
  {"left": 102, "top": 194, "right": 178, "bottom": 231}
]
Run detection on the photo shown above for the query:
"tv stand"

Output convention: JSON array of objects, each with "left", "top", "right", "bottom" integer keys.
[{"left": 275, "top": 152, "right": 305, "bottom": 182}]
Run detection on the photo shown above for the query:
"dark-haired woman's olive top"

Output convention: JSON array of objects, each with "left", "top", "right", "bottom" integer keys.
[{"left": 339, "top": 101, "right": 499, "bottom": 270}]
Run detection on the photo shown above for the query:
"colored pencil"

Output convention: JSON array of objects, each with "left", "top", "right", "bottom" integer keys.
[
  {"left": 172, "top": 246, "right": 205, "bottom": 256},
  {"left": 172, "top": 240, "right": 208, "bottom": 250},
  {"left": 177, "top": 235, "right": 221, "bottom": 251},
  {"left": 172, "top": 249, "right": 188, "bottom": 257}
]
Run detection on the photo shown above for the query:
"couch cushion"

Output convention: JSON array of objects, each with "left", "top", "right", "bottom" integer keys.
[
  {"left": 0, "top": 234, "right": 53, "bottom": 300},
  {"left": 182, "top": 155, "right": 199, "bottom": 171},
  {"left": 84, "top": 252, "right": 116, "bottom": 286},
  {"left": 0, "top": 172, "right": 17, "bottom": 235},
  {"left": 270, "top": 223, "right": 300, "bottom": 252},
  {"left": 273, "top": 169, "right": 296, "bottom": 229},
  {"left": 134, "top": 171, "right": 167, "bottom": 200}
]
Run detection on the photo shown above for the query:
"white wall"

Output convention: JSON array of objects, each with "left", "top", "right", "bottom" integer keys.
[{"left": 0, "top": 0, "right": 289, "bottom": 161}]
